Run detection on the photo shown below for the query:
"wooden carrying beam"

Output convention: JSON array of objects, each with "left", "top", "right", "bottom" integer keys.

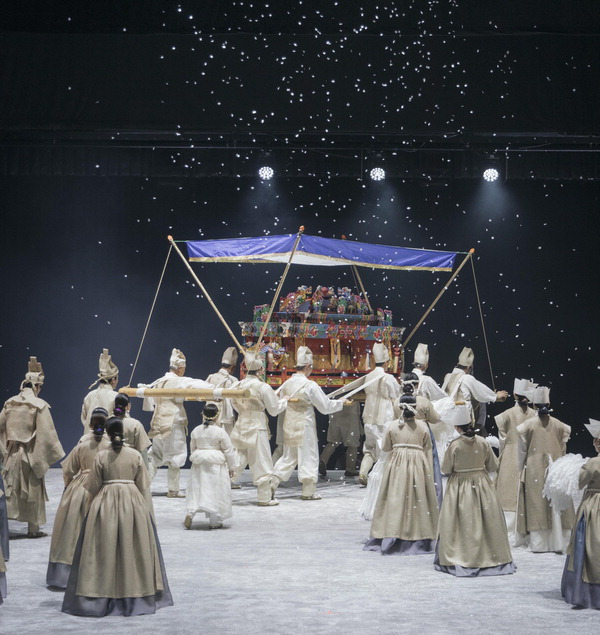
[{"left": 120, "top": 387, "right": 251, "bottom": 399}]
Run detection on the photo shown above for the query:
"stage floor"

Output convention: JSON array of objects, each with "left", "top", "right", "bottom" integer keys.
[{"left": 2, "top": 468, "right": 598, "bottom": 633}]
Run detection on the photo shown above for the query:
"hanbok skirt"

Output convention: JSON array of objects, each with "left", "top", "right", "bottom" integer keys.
[
  {"left": 186, "top": 449, "right": 232, "bottom": 523},
  {"left": 0, "top": 472, "right": 9, "bottom": 560},
  {"left": 47, "top": 471, "right": 90, "bottom": 588},
  {"left": 62, "top": 482, "right": 173, "bottom": 617},
  {"left": 562, "top": 491, "right": 600, "bottom": 609}
]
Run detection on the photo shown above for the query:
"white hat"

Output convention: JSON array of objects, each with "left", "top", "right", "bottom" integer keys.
[
  {"left": 373, "top": 342, "right": 390, "bottom": 364},
  {"left": 296, "top": 346, "right": 313, "bottom": 367},
  {"left": 513, "top": 378, "right": 530, "bottom": 395},
  {"left": 244, "top": 351, "right": 264, "bottom": 371},
  {"left": 221, "top": 347, "right": 239, "bottom": 366},
  {"left": 169, "top": 348, "right": 186, "bottom": 369},
  {"left": 413, "top": 343, "right": 429, "bottom": 365},
  {"left": 585, "top": 419, "right": 600, "bottom": 439},
  {"left": 23, "top": 356, "right": 44, "bottom": 387},
  {"left": 458, "top": 347, "right": 474, "bottom": 367},
  {"left": 449, "top": 404, "right": 471, "bottom": 427},
  {"left": 99, "top": 348, "right": 119, "bottom": 380},
  {"left": 532, "top": 386, "right": 550, "bottom": 404}
]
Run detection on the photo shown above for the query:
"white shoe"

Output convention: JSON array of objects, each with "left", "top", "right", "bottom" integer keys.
[
  {"left": 258, "top": 499, "right": 280, "bottom": 507},
  {"left": 301, "top": 494, "right": 322, "bottom": 501}
]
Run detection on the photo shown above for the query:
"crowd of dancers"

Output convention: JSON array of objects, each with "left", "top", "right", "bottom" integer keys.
[{"left": 0, "top": 344, "right": 599, "bottom": 616}]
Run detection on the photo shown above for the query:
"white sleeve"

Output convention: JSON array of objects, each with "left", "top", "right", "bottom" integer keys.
[
  {"left": 386, "top": 375, "right": 401, "bottom": 400},
  {"left": 177, "top": 376, "right": 215, "bottom": 390},
  {"left": 463, "top": 375, "right": 497, "bottom": 404},
  {"left": 260, "top": 384, "right": 288, "bottom": 417},
  {"left": 307, "top": 383, "right": 344, "bottom": 415},
  {"left": 422, "top": 376, "right": 448, "bottom": 402}
]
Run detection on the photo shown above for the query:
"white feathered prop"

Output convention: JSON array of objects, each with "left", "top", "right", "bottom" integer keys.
[{"left": 542, "top": 453, "right": 587, "bottom": 512}]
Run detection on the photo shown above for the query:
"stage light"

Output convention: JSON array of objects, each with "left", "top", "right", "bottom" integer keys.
[
  {"left": 370, "top": 167, "right": 386, "bottom": 181},
  {"left": 258, "top": 166, "right": 274, "bottom": 180},
  {"left": 483, "top": 168, "right": 499, "bottom": 182}
]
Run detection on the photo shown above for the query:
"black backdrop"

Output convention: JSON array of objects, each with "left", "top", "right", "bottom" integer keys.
[{"left": 1, "top": 1, "right": 599, "bottom": 457}]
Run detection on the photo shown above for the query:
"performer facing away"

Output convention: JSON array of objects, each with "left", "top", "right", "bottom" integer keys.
[
  {"left": 205, "top": 347, "right": 239, "bottom": 436},
  {"left": 185, "top": 403, "right": 237, "bottom": 530},
  {"left": 319, "top": 401, "right": 362, "bottom": 478},
  {"left": 0, "top": 437, "right": 6, "bottom": 604},
  {"left": 442, "top": 347, "right": 508, "bottom": 431},
  {"left": 0, "top": 436, "right": 8, "bottom": 562},
  {"left": 271, "top": 346, "right": 345, "bottom": 501},
  {"left": 62, "top": 417, "right": 172, "bottom": 617},
  {"left": 0, "top": 357, "right": 64, "bottom": 537},
  {"left": 516, "top": 386, "right": 575, "bottom": 553},
  {"left": 435, "top": 405, "right": 516, "bottom": 577},
  {"left": 358, "top": 342, "right": 401, "bottom": 486},
  {"left": 411, "top": 343, "right": 447, "bottom": 402},
  {"left": 47, "top": 408, "right": 111, "bottom": 589},
  {"left": 230, "top": 351, "right": 288, "bottom": 506},
  {"left": 494, "top": 378, "right": 536, "bottom": 544},
  {"left": 364, "top": 394, "right": 439, "bottom": 555},
  {"left": 81, "top": 348, "right": 119, "bottom": 430},
  {"left": 113, "top": 393, "right": 151, "bottom": 468},
  {"left": 145, "top": 348, "right": 214, "bottom": 498},
  {"left": 562, "top": 419, "right": 600, "bottom": 610}
]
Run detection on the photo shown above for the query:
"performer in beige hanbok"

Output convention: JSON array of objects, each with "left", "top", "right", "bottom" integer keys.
[
  {"left": 364, "top": 395, "right": 438, "bottom": 555},
  {"left": 435, "top": 405, "right": 515, "bottom": 577},
  {"left": 185, "top": 404, "right": 237, "bottom": 529},
  {"left": 230, "top": 352, "right": 288, "bottom": 506},
  {"left": 47, "top": 408, "right": 111, "bottom": 588},
  {"left": 271, "top": 346, "right": 345, "bottom": 501},
  {"left": 516, "top": 386, "right": 575, "bottom": 553},
  {"left": 0, "top": 437, "right": 8, "bottom": 561},
  {"left": 494, "top": 378, "right": 536, "bottom": 544},
  {"left": 442, "top": 347, "right": 508, "bottom": 431},
  {"left": 62, "top": 417, "right": 172, "bottom": 617},
  {"left": 319, "top": 402, "right": 362, "bottom": 478},
  {"left": 205, "top": 347, "right": 239, "bottom": 436},
  {"left": 113, "top": 393, "right": 151, "bottom": 468},
  {"left": 144, "top": 348, "right": 214, "bottom": 497},
  {"left": 0, "top": 440, "right": 6, "bottom": 604},
  {"left": 0, "top": 357, "right": 64, "bottom": 537},
  {"left": 80, "top": 348, "right": 119, "bottom": 430},
  {"left": 562, "top": 419, "right": 600, "bottom": 609}
]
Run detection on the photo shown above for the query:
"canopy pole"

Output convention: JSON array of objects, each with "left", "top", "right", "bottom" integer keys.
[
  {"left": 401, "top": 249, "right": 475, "bottom": 353},
  {"left": 470, "top": 256, "right": 496, "bottom": 390},
  {"left": 168, "top": 236, "right": 244, "bottom": 353},
  {"left": 255, "top": 226, "right": 304, "bottom": 351},
  {"left": 352, "top": 265, "right": 374, "bottom": 314}
]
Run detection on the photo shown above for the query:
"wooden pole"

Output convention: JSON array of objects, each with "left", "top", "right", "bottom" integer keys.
[
  {"left": 401, "top": 249, "right": 474, "bottom": 352},
  {"left": 168, "top": 236, "right": 244, "bottom": 353},
  {"left": 255, "top": 226, "right": 305, "bottom": 351},
  {"left": 120, "top": 387, "right": 251, "bottom": 399},
  {"left": 352, "top": 265, "right": 374, "bottom": 314}
]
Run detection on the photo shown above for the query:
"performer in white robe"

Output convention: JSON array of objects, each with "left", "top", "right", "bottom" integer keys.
[
  {"left": 411, "top": 343, "right": 447, "bottom": 402},
  {"left": 271, "top": 346, "right": 345, "bottom": 500},
  {"left": 442, "top": 347, "right": 508, "bottom": 431},
  {"left": 230, "top": 352, "right": 288, "bottom": 506},
  {"left": 185, "top": 404, "right": 237, "bottom": 529},
  {"left": 113, "top": 394, "right": 151, "bottom": 469},
  {"left": 494, "top": 378, "right": 536, "bottom": 545},
  {"left": 144, "top": 348, "right": 214, "bottom": 497},
  {"left": 0, "top": 357, "right": 64, "bottom": 537},
  {"left": 205, "top": 347, "right": 239, "bottom": 436},
  {"left": 516, "top": 386, "right": 575, "bottom": 553},
  {"left": 80, "top": 348, "right": 119, "bottom": 430},
  {"left": 562, "top": 419, "right": 600, "bottom": 609}
]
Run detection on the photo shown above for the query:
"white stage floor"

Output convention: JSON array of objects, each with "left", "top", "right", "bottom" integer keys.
[{"left": 2, "top": 468, "right": 598, "bottom": 633}]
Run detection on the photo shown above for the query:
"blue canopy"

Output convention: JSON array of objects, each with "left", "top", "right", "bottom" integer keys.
[{"left": 186, "top": 234, "right": 458, "bottom": 271}]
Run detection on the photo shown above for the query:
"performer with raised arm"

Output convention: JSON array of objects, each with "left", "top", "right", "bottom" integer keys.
[
  {"left": 494, "top": 378, "right": 536, "bottom": 544},
  {"left": 205, "top": 347, "right": 239, "bottom": 436},
  {"left": 145, "top": 348, "right": 214, "bottom": 498},
  {"left": 47, "top": 407, "right": 111, "bottom": 588},
  {"left": 0, "top": 357, "right": 64, "bottom": 538},
  {"left": 516, "top": 386, "right": 575, "bottom": 553},
  {"left": 80, "top": 348, "right": 119, "bottom": 430},
  {"left": 271, "top": 346, "right": 345, "bottom": 501},
  {"left": 562, "top": 419, "right": 600, "bottom": 609},
  {"left": 442, "top": 347, "right": 508, "bottom": 432},
  {"left": 230, "top": 351, "right": 288, "bottom": 506}
]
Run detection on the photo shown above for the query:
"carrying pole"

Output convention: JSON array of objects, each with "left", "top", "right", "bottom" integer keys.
[
  {"left": 352, "top": 265, "right": 374, "bottom": 314},
  {"left": 401, "top": 249, "right": 474, "bottom": 352},
  {"left": 168, "top": 236, "right": 244, "bottom": 353},
  {"left": 255, "top": 226, "right": 304, "bottom": 351}
]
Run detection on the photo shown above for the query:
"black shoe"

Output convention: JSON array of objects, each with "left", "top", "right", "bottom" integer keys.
[
  {"left": 318, "top": 460, "right": 327, "bottom": 477},
  {"left": 344, "top": 470, "right": 359, "bottom": 477}
]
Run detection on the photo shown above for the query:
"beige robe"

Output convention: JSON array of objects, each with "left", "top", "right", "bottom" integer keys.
[
  {"left": 0, "top": 388, "right": 64, "bottom": 525},
  {"left": 74, "top": 446, "right": 161, "bottom": 598},
  {"left": 494, "top": 403, "right": 534, "bottom": 511},
  {"left": 122, "top": 416, "right": 151, "bottom": 454},
  {"left": 565, "top": 456, "right": 600, "bottom": 584},
  {"left": 80, "top": 384, "right": 118, "bottom": 429},
  {"left": 49, "top": 434, "right": 111, "bottom": 566},
  {"left": 516, "top": 415, "right": 575, "bottom": 533},
  {"left": 370, "top": 419, "right": 438, "bottom": 540},
  {"left": 437, "top": 435, "right": 512, "bottom": 569}
]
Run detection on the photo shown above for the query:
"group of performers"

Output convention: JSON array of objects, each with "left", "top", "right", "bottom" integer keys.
[{"left": 0, "top": 343, "right": 599, "bottom": 615}]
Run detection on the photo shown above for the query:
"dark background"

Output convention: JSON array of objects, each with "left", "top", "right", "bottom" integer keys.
[{"left": 1, "top": 2, "right": 598, "bottom": 457}]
